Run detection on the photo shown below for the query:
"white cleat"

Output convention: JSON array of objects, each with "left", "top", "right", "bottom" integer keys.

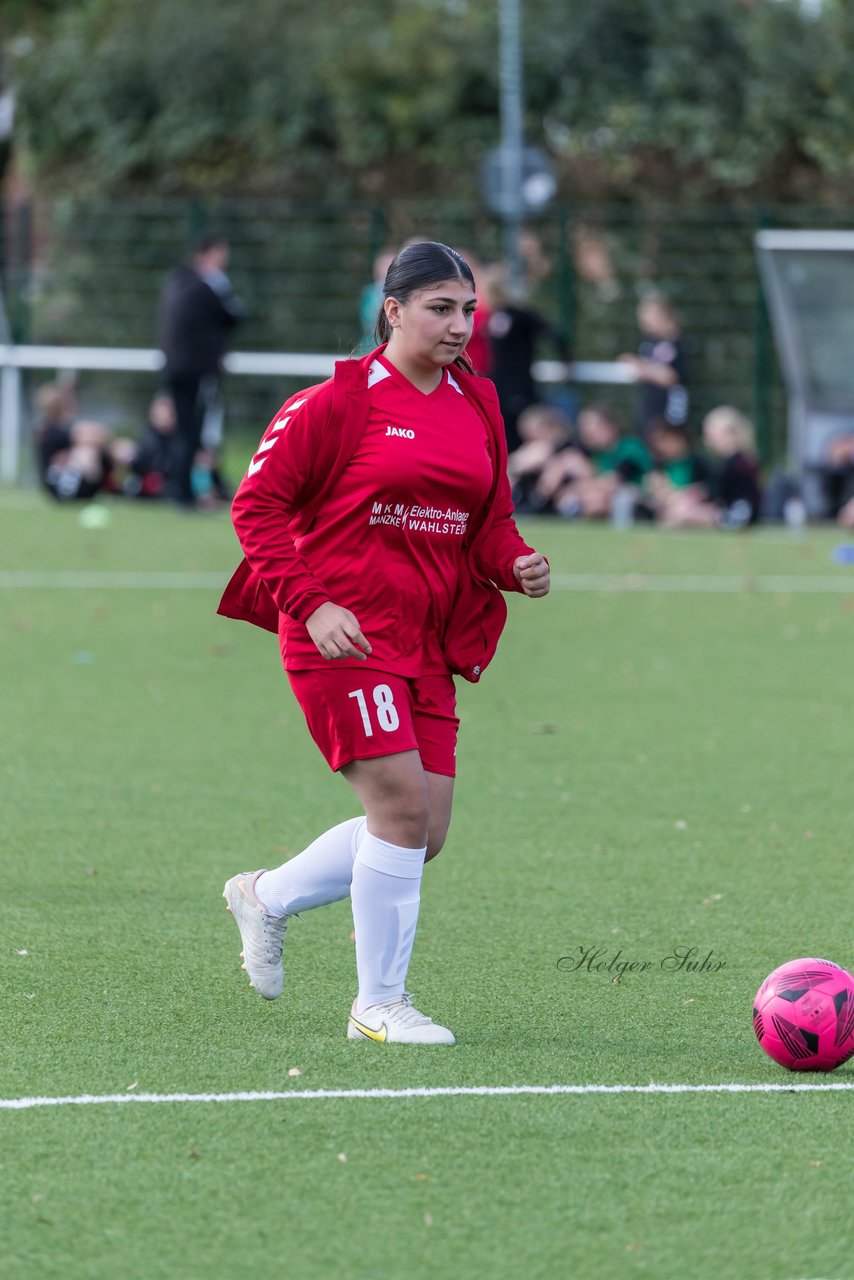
[
  {"left": 347, "top": 994, "right": 455, "bottom": 1045},
  {"left": 223, "top": 871, "right": 288, "bottom": 1000}
]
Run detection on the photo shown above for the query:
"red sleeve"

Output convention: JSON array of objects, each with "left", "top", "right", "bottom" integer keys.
[
  {"left": 230, "top": 388, "right": 333, "bottom": 623},
  {"left": 467, "top": 384, "right": 536, "bottom": 593},
  {"left": 472, "top": 463, "right": 535, "bottom": 593}
]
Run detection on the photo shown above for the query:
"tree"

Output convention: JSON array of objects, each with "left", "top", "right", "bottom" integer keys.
[
  {"left": 10, "top": 0, "right": 498, "bottom": 197},
  {"left": 7, "top": 0, "right": 854, "bottom": 203}
]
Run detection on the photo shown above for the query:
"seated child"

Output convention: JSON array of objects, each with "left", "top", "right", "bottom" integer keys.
[
  {"left": 658, "top": 406, "right": 762, "bottom": 529},
  {"left": 34, "top": 381, "right": 135, "bottom": 502},
  {"left": 507, "top": 402, "right": 572, "bottom": 512},
  {"left": 124, "top": 392, "right": 178, "bottom": 498},
  {"left": 640, "top": 418, "right": 710, "bottom": 522},
  {"left": 533, "top": 402, "right": 651, "bottom": 519},
  {"left": 818, "top": 433, "right": 854, "bottom": 526}
]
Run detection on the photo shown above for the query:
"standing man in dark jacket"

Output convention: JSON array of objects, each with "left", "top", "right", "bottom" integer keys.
[
  {"left": 157, "top": 234, "right": 243, "bottom": 507},
  {"left": 483, "top": 263, "right": 568, "bottom": 454}
]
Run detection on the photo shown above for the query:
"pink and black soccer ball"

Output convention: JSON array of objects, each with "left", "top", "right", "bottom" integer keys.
[{"left": 753, "top": 957, "right": 854, "bottom": 1072}]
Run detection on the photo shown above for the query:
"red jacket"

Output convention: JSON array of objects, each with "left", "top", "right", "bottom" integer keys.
[{"left": 217, "top": 347, "right": 534, "bottom": 682}]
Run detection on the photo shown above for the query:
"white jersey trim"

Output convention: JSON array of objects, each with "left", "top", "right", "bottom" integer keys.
[
  {"left": 367, "top": 360, "right": 392, "bottom": 389},
  {"left": 368, "top": 359, "right": 463, "bottom": 396}
]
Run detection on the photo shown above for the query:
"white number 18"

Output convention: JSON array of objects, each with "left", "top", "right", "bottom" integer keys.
[{"left": 348, "top": 684, "right": 401, "bottom": 737}]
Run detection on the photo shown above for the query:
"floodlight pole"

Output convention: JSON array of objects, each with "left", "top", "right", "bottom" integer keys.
[{"left": 499, "top": 0, "right": 524, "bottom": 294}]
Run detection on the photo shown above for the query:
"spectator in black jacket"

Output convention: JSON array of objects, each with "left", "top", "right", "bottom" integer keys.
[
  {"left": 484, "top": 262, "right": 568, "bottom": 453},
  {"left": 157, "top": 234, "right": 243, "bottom": 508}
]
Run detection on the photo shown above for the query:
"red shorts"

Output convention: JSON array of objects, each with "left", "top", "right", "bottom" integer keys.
[{"left": 287, "top": 668, "right": 458, "bottom": 777}]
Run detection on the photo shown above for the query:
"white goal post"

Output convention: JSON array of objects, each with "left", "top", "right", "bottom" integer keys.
[
  {"left": 0, "top": 344, "right": 634, "bottom": 484},
  {"left": 755, "top": 228, "right": 854, "bottom": 492}
]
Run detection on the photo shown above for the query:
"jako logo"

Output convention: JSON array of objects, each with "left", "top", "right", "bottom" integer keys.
[{"left": 385, "top": 426, "right": 415, "bottom": 439}]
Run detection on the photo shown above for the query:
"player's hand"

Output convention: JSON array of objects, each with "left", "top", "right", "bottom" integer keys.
[
  {"left": 513, "top": 553, "right": 550, "bottom": 598},
  {"left": 306, "top": 603, "right": 371, "bottom": 660}
]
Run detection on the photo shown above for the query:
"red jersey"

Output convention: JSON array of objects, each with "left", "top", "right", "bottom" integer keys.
[
  {"left": 218, "top": 346, "right": 536, "bottom": 684},
  {"left": 280, "top": 356, "right": 493, "bottom": 675}
]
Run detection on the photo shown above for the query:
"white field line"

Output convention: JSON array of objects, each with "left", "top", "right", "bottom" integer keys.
[
  {"left": 2, "top": 1082, "right": 854, "bottom": 1111},
  {"left": 0, "top": 570, "right": 226, "bottom": 589},
  {"left": 550, "top": 573, "right": 854, "bottom": 594},
  {"left": 2, "top": 569, "right": 854, "bottom": 593}
]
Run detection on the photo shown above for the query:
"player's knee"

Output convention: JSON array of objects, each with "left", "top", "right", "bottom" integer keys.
[
  {"left": 398, "top": 791, "right": 431, "bottom": 847},
  {"left": 425, "top": 816, "right": 451, "bottom": 860},
  {"left": 370, "top": 779, "right": 429, "bottom": 848}
]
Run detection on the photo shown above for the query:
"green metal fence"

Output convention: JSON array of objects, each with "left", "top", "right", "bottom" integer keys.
[{"left": 4, "top": 195, "right": 854, "bottom": 463}]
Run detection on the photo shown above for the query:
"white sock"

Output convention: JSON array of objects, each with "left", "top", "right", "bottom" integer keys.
[
  {"left": 254, "top": 817, "right": 366, "bottom": 917},
  {"left": 350, "top": 830, "right": 426, "bottom": 1012}
]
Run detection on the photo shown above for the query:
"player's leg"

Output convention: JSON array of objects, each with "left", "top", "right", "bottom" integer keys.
[
  {"left": 251, "top": 817, "right": 365, "bottom": 916},
  {"left": 223, "top": 670, "right": 456, "bottom": 1038},
  {"left": 247, "top": 669, "right": 425, "bottom": 916},
  {"left": 409, "top": 673, "right": 458, "bottom": 863},
  {"left": 223, "top": 814, "right": 367, "bottom": 998},
  {"left": 241, "top": 766, "right": 451, "bottom": 929},
  {"left": 223, "top": 779, "right": 437, "bottom": 1006},
  {"left": 425, "top": 771, "right": 454, "bottom": 861},
  {"left": 341, "top": 748, "right": 429, "bottom": 1012},
  {"left": 342, "top": 751, "right": 454, "bottom": 1044},
  {"left": 223, "top": 670, "right": 423, "bottom": 999},
  {"left": 343, "top": 674, "right": 458, "bottom": 1040}
]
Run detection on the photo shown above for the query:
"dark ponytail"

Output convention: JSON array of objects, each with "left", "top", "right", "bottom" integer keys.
[{"left": 374, "top": 241, "right": 476, "bottom": 372}]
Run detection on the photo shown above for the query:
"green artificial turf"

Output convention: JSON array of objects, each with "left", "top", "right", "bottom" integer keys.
[{"left": 2, "top": 493, "right": 854, "bottom": 1279}]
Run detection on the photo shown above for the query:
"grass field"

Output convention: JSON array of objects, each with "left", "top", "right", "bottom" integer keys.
[{"left": 3, "top": 491, "right": 854, "bottom": 1280}]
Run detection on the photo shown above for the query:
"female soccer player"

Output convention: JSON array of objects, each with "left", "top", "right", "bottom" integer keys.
[{"left": 219, "top": 241, "right": 549, "bottom": 1044}]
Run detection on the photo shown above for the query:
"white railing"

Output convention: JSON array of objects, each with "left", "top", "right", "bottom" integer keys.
[{"left": 0, "top": 345, "right": 634, "bottom": 484}]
